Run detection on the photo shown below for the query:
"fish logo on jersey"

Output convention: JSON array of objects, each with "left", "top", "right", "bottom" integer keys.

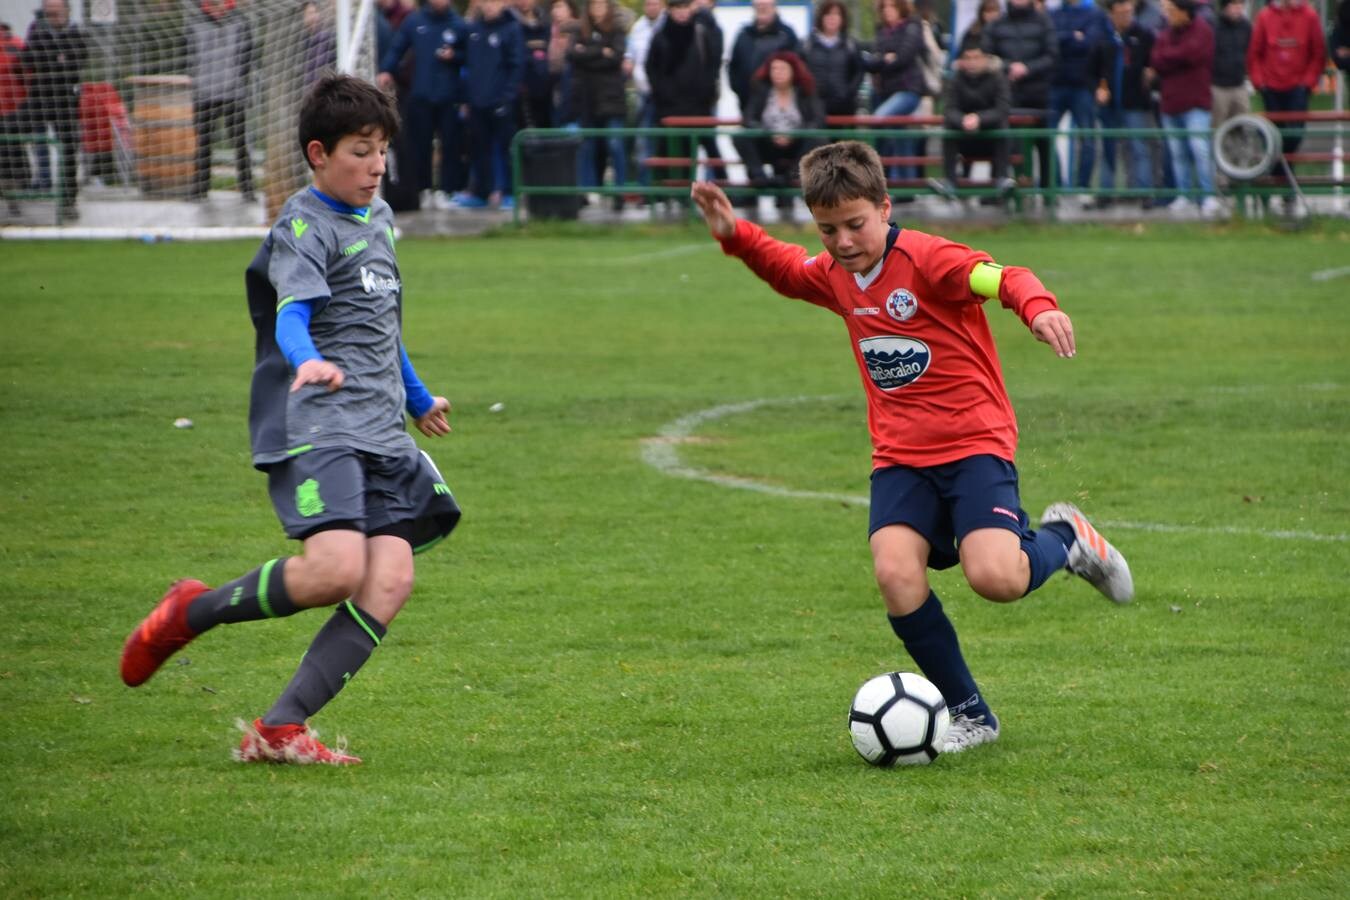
[
  {"left": 885, "top": 288, "right": 918, "bottom": 322},
  {"left": 859, "top": 336, "right": 930, "bottom": 391}
]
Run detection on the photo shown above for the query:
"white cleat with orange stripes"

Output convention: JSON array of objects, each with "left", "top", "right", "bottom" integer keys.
[{"left": 1041, "top": 503, "right": 1135, "bottom": 603}]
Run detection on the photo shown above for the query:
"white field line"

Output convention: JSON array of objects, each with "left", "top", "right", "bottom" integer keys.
[
  {"left": 596, "top": 243, "right": 717, "bottom": 265},
  {"left": 641, "top": 396, "right": 1349, "bottom": 544},
  {"left": 1311, "top": 265, "right": 1350, "bottom": 282}
]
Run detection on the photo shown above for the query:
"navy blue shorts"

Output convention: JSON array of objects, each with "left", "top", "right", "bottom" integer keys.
[{"left": 869, "top": 454, "right": 1032, "bottom": 570}]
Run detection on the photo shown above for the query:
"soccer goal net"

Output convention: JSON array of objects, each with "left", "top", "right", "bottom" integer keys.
[{"left": 4, "top": 0, "right": 375, "bottom": 234}]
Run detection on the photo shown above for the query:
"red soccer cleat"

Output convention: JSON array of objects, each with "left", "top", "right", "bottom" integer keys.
[
  {"left": 119, "top": 579, "right": 209, "bottom": 686},
  {"left": 234, "top": 718, "right": 362, "bottom": 766}
]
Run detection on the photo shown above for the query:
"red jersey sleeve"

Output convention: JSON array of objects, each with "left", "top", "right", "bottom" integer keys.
[
  {"left": 903, "top": 230, "right": 1059, "bottom": 330},
  {"left": 717, "top": 218, "right": 838, "bottom": 312}
]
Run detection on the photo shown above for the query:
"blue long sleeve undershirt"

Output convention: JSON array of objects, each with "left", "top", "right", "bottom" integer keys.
[{"left": 275, "top": 299, "right": 435, "bottom": 420}]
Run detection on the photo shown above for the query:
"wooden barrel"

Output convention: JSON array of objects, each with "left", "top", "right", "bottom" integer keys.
[{"left": 129, "top": 75, "right": 197, "bottom": 195}]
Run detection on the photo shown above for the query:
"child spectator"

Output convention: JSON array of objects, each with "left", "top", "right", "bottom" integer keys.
[
  {"left": 1212, "top": 0, "right": 1251, "bottom": 128},
  {"left": 120, "top": 74, "right": 461, "bottom": 766},
  {"left": 928, "top": 36, "right": 1015, "bottom": 202},
  {"left": 459, "top": 0, "right": 525, "bottom": 209},
  {"left": 691, "top": 140, "right": 1133, "bottom": 756}
]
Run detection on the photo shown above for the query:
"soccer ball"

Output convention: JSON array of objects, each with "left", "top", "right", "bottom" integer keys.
[{"left": 848, "top": 672, "right": 950, "bottom": 766}]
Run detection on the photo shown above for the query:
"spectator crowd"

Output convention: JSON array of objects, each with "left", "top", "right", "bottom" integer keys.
[{"left": 1, "top": 0, "right": 1347, "bottom": 219}]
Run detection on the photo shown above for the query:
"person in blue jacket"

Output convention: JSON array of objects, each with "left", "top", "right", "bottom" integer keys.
[
  {"left": 457, "top": 0, "right": 525, "bottom": 209},
  {"left": 1049, "top": 0, "right": 1109, "bottom": 195},
  {"left": 378, "top": 0, "right": 466, "bottom": 207}
]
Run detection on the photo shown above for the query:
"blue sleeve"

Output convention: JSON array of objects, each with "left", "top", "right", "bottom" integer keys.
[
  {"left": 400, "top": 344, "right": 435, "bottom": 420},
  {"left": 275, "top": 299, "right": 322, "bottom": 370}
]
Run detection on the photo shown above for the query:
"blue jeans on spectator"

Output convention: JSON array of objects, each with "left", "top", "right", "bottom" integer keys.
[
  {"left": 873, "top": 90, "right": 922, "bottom": 181},
  {"left": 579, "top": 116, "right": 627, "bottom": 189},
  {"left": 1098, "top": 106, "right": 1154, "bottom": 193},
  {"left": 1050, "top": 86, "right": 1097, "bottom": 188},
  {"left": 469, "top": 104, "right": 517, "bottom": 200},
  {"left": 1160, "top": 107, "right": 1213, "bottom": 198}
]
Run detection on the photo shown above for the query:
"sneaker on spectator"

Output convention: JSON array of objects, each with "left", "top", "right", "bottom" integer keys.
[
  {"left": 926, "top": 177, "right": 958, "bottom": 201},
  {"left": 498, "top": 195, "right": 515, "bottom": 211},
  {"left": 1199, "top": 196, "right": 1226, "bottom": 220},
  {"left": 419, "top": 189, "right": 434, "bottom": 209},
  {"left": 430, "top": 191, "right": 453, "bottom": 210},
  {"left": 994, "top": 177, "right": 1017, "bottom": 198},
  {"left": 451, "top": 193, "right": 487, "bottom": 209},
  {"left": 1164, "top": 197, "right": 1196, "bottom": 218},
  {"left": 1266, "top": 195, "right": 1285, "bottom": 216},
  {"left": 1288, "top": 196, "right": 1310, "bottom": 220}
]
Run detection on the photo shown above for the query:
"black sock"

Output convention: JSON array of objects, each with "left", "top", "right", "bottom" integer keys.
[
  {"left": 888, "top": 592, "right": 994, "bottom": 723},
  {"left": 186, "top": 558, "right": 299, "bottom": 633},
  {"left": 262, "top": 601, "right": 387, "bottom": 726}
]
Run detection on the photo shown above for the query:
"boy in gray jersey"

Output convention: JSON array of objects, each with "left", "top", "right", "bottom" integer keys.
[{"left": 120, "top": 75, "right": 461, "bottom": 765}]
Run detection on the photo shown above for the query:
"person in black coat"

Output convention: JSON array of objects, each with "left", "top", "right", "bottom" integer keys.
[
  {"left": 645, "top": 0, "right": 721, "bottom": 186},
  {"left": 982, "top": 0, "right": 1058, "bottom": 187},
  {"left": 802, "top": 0, "right": 865, "bottom": 121},
  {"left": 20, "top": 0, "right": 87, "bottom": 216},
  {"left": 568, "top": 0, "right": 628, "bottom": 192}
]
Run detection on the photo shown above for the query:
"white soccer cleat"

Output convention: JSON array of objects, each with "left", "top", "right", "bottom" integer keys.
[
  {"left": 942, "top": 714, "right": 1000, "bottom": 754},
  {"left": 1041, "top": 502, "right": 1134, "bottom": 603}
]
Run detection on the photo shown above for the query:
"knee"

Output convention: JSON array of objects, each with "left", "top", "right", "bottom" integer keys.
[
  {"left": 874, "top": 555, "right": 929, "bottom": 606},
  {"left": 963, "top": 558, "right": 1024, "bottom": 603},
  {"left": 297, "top": 552, "right": 366, "bottom": 605}
]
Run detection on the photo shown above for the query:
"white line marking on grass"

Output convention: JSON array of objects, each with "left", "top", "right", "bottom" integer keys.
[
  {"left": 642, "top": 396, "right": 1349, "bottom": 544},
  {"left": 1311, "top": 266, "right": 1350, "bottom": 282},
  {"left": 598, "top": 243, "right": 717, "bottom": 265}
]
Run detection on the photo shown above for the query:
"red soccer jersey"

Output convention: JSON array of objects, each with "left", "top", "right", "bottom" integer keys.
[{"left": 718, "top": 219, "right": 1059, "bottom": 470}]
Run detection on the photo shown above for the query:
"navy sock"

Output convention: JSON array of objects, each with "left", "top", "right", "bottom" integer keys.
[
  {"left": 186, "top": 558, "right": 300, "bottom": 633},
  {"left": 262, "top": 601, "right": 387, "bottom": 726},
  {"left": 888, "top": 592, "right": 993, "bottom": 723},
  {"left": 1022, "top": 524, "right": 1073, "bottom": 595}
]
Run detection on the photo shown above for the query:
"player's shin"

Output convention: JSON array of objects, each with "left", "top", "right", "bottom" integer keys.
[
  {"left": 186, "top": 557, "right": 300, "bottom": 633},
  {"left": 887, "top": 591, "right": 992, "bottom": 723},
  {"left": 261, "top": 600, "right": 387, "bottom": 726}
]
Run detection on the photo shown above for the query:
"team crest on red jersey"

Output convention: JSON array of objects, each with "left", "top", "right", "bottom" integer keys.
[{"left": 885, "top": 288, "right": 918, "bottom": 321}]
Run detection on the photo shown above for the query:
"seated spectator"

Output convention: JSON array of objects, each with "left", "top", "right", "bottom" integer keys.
[
  {"left": 802, "top": 1, "right": 865, "bottom": 121},
  {"left": 742, "top": 50, "right": 824, "bottom": 212},
  {"left": 928, "top": 37, "right": 1014, "bottom": 201}
]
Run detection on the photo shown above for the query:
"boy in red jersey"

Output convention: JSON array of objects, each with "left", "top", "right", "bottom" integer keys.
[{"left": 691, "top": 141, "right": 1133, "bottom": 753}]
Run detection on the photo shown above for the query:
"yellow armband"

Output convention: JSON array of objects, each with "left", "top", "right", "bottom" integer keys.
[{"left": 970, "top": 262, "right": 1004, "bottom": 299}]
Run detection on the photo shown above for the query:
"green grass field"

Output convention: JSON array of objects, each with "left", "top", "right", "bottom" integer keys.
[{"left": 2, "top": 220, "right": 1348, "bottom": 897}]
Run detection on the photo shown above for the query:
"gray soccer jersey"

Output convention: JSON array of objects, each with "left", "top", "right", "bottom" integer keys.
[{"left": 244, "top": 189, "right": 416, "bottom": 467}]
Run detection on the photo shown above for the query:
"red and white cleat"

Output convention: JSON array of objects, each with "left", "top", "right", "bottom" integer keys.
[
  {"left": 120, "top": 579, "right": 209, "bottom": 686},
  {"left": 235, "top": 718, "right": 362, "bottom": 766}
]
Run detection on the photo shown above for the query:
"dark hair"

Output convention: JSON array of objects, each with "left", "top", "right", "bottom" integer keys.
[
  {"left": 813, "top": 0, "right": 850, "bottom": 35},
  {"left": 1108, "top": 0, "right": 1133, "bottom": 8},
  {"left": 1168, "top": 0, "right": 1196, "bottom": 16},
  {"left": 800, "top": 140, "right": 888, "bottom": 209},
  {"left": 297, "top": 74, "right": 400, "bottom": 168}
]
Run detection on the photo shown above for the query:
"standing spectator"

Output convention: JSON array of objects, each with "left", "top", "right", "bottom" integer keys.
[
  {"left": 912, "top": 0, "right": 946, "bottom": 114},
  {"left": 1050, "top": 0, "right": 1109, "bottom": 195},
  {"left": 645, "top": 0, "right": 720, "bottom": 192},
  {"left": 375, "top": 0, "right": 413, "bottom": 96},
  {"left": 1248, "top": 0, "right": 1326, "bottom": 189},
  {"left": 1211, "top": 0, "right": 1251, "bottom": 128},
  {"left": 1094, "top": 0, "right": 1157, "bottom": 205},
  {"left": 982, "top": 0, "right": 1058, "bottom": 188},
  {"left": 1333, "top": 0, "right": 1350, "bottom": 79},
  {"left": 20, "top": 0, "right": 87, "bottom": 217},
  {"left": 569, "top": 0, "right": 628, "bottom": 203},
  {"left": 301, "top": 1, "right": 337, "bottom": 89},
  {"left": 460, "top": 0, "right": 525, "bottom": 209},
  {"left": 514, "top": 0, "right": 554, "bottom": 128},
  {"left": 626, "top": 0, "right": 664, "bottom": 190},
  {"left": 867, "top": 0, "right": 927, "bottom": 184},
  {"left": 690, "top": 0, "right": 726, "bottom": 183},
  {"left": 1134, "top": 0, "right": 1168, "bottom": 33},
  {"left": 803, "top": 0, "right": 865, "bottom": 121},
  {"left": 729, "top": 0, "right": 799, "bottom": 115},
  {"left": 1149, "top": 0, "right": 1220, "bottom": 217},
  {"left": 548, "top": 0, "right": 580, "bottom": 127},
  {"left": 959, "top": 0, "right": 1004, "bottom": 51},
  {"left": 0, "top": 21, "right": 27, "bottom": 215},
  {"left": 928, "top": 35, "right": 1015, "bottom": 201},
  {"left": 378, "top": 0, "right": 466, "bottom": 209},
  {"left": 186, "top": 0, "right": 256, "bottom": 203},
  {"left": 742, "top": 50, "right": 823, "bottom": 214}
]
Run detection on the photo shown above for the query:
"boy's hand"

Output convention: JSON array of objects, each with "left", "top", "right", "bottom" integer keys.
[
  {"left": 415, "top": 396, "right": 452, "bottom": 437},
  {"left": 1031, "top": 310, "right": 1076, "bottom": 358},
  {"left": 291, "top": 359, "right": 345, "bottom": 393},
  {"left": 691, "top": 181, "right": 736, "bottom": 239}
]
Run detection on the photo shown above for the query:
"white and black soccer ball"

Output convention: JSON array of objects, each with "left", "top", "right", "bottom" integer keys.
[{"left": 848, "top": 672, "right": 950, "bottom": 766}]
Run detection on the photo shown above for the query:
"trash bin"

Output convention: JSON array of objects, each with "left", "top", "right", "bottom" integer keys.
[{"left": 521, "top": 136, "right": 581, "bottom": 220}]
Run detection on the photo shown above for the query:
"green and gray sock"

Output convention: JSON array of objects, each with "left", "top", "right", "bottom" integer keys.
[
  {"left": 186, "top": 558, "right": 299, "bottom": 633},
  {"left": 262, "top": 601, "right": 387, "bottom": 726}
]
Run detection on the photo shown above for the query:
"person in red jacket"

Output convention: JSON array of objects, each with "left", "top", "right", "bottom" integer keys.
[
  {"left": 1248, "top": 0, "right": 1326, "bottom": 191},
  {"left": 690, "top": 141, "right": 1134, "bottom": 757}
]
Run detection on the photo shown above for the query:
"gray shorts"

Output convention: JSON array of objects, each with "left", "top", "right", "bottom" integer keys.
[{"left": 266, "top": 446, "right": 461, "bottom": 553}]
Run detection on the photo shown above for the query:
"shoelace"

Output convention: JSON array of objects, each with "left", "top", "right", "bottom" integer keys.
[{"left": 944, "top": 715, "right": 994, "bottom": 750}]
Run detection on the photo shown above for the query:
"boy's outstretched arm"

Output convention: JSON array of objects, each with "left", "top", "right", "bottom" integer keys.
[{"left": 691, "top": 182, "right": 736, "bottom": 240}]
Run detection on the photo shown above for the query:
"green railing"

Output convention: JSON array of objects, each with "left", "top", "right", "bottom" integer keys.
[{"left": 509, "top": 123, "right": 1346, "bottom": 225}]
